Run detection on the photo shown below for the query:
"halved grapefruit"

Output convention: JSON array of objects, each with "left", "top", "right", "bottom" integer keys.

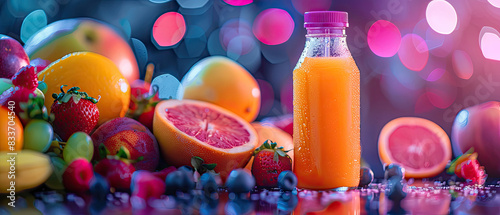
[
  {"left": 378, "top": 117, "right": 452, "bottom": 178},
  {"left": 153, "top": 99, "right": 258, "bottom": 180}
]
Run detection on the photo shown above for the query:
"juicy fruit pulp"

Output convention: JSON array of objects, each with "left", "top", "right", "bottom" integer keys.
[
  {"left": 153, "top": 99, "right": 258, "bottom": 180},
  {"left": 379, "top": 117, "right": 452, "bottom": 178},
  {"left": 181, "top": 56, "right": 261, "bottom": 122},
  {"left": 38, "top": 52, "right": 130, "bottom": 125},
  {"left": 293, "top": 57, "right": 360, "bottom": 189},
  {"left": 165, "top": 104, "right": 251, "bottom": 148}
]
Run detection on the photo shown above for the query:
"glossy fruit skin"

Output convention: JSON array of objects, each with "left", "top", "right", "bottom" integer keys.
[
  {"left": 278, "top": 170, "right": 297, "bottom": 191},
  {"left": 181, "top": 56, "right": 261, "bottom": 122},
  {"left": 24, "top": 18, "right": 139, "bottom": 83},
  {"left": 252, "top": 149, "right": 292, "bottom": 188},
  {"left": 38, "top": 52, "right": 130, "bottom": 125},
  {"left": 165, "top": 170, "right": 195, "bottom": 195},
  {"left": 91, "top": 117, "right": 159, "bottom": 171},
  {"left": 225, "top": 169, "right": 255, "bottom": 193},
  {"left": 359, "top": 167, "right": 374, "bottom": 187},
  {"left": 29, "top": 58, "right": 51, "bottom": 72},
  {"left": 0, "top": 35, "right": 29, "bottom": 79},
  {"left": 153, "top": 99, "right": 258, "bottom": 181},
  {"left": 23, "top": 119, "right": 53, "bottom": 152},
  {"left": 131, "top": 171, "right": 165, "bottom": 200},
  {"left": 261, "top": 114, "right": 293, "bottom": 137},
  {"left": 384, "top": 163, "right": 405, "bottom": 180},
  {"left": 245, "top": 122, "right": 294, "bottom": 171},
  {"left": 62, "top": 158, "right": 94, "bottom": 193},
  {"left": 452, "top": 101, "right": 500, "bottom": 177},
  {"left": 0, "top": 106, "right": 23, "bottom": 151},
  {"left": 94, "top": 158, "right": 135, "bottom": 190},
  {"left": 51, "top": 93, "right": 99, "bottom": 141},
  {"left": 63, "top": 132, "right": 94, "bottom": 163},
  {"left": 152, "top": 166, "right": 177, "bottom": 181},
  {"left": 0, "top": 150, "right": 52, "bottom": 193},
  {"left": 11, "top": 65, "right": 38, "bottom": 91}
]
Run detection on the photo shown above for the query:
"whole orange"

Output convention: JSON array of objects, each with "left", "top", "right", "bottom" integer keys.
[
  {"left": 180, "top": 56, "right": 261, "bottom": 122},
  {"left": 38, "top": 52, "right": 130, "bottom": 125},
  {"left": 0, "top": 106, "right": 23, "bottom": 151}
]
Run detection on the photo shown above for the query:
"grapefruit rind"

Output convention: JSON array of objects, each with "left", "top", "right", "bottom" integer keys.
[
  {"left": 378, "top": 117, "right": 452, "bottom": 178},
  {"left": 153, "top": 99, "right": 258, "bottom": 179}
]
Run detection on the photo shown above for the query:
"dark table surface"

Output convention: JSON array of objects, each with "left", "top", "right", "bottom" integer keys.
[{"left": 2, "top": 179, "right": 500, "bottom": 215}]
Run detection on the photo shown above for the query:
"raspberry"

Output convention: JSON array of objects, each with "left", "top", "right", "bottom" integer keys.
[
  {"left": 11, "top": 65, "right": 38, "bottom": 90},
  {"left": 460, "top": 159, "right": 486, "bottom": 184}
]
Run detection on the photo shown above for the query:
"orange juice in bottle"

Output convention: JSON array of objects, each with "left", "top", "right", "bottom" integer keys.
[{"left": 293, "top": 11, "right": 360, "bottom": 189}]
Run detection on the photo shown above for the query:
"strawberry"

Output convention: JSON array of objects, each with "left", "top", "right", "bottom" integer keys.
[
  {"left": 51, "top": 86, "right": 99, "bottom": 141},
  {"left": 251, "top": 140, "right": 292, "bottom": 188},
  {"left": 95, "top": 146, "right": 140, "bottom": 190},
  {"left": 126, "top": 80, "right": 159, "bottom": 131},
  {"left": 0, "top": 86, "right": 44, "bottom": 125},
  {"left": 11, "top": 65, "right": 38, "bottom": 91}
]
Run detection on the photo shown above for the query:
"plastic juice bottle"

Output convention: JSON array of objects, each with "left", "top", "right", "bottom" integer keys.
[{"left": 293, "top": 11, "right": 360, "bottom": 189}]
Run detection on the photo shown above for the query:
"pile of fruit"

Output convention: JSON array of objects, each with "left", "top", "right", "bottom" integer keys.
[{"left": 0, "top": 25, "right": 301, "bottom": 206}]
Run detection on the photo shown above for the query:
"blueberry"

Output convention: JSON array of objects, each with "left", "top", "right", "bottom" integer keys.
[
  {"left": 278, "top": 193, "right": 298, "bottom": 213},
  {"left": 278, "top": 171, "right": 297, "bottom": 191},
  {"left": 225, "top": 169, "right": 255, "bottom": 194},
  {"left": 179, "top": 165, "right": 194, "bottom": 173},
  {"left": 200, "top": 173, "right": 219, "bottom": 196},
  {"left": 89, "top": 173, "right": 109, "bottom": 201},
  {"left": 166, "top": 170, "right": 195, "bottom": 195},
  {"left": 384, "top": 163, "right": 405, "bottom": 180},
  {"left": 225, "top": 197, "right": 254, "bottom": 215},
  {"left": 359, "top": 167, "right": 374, "bottom": 187}
]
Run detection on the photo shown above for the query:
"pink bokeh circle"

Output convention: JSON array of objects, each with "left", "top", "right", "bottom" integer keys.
[
  {"left": 253, "top": 9, "right": 294, "bottom": 45},
  {"left": 398, "top": 34, "right": 429, "bottom": 71},
  {"left": 223, "top": 0, "right": 252, "bottom": 6},
  {"left": 152, "top": 12, "right": 186, "bottom": 47},
  {"left": 367, "top": 20, "right": 401, "bottom": 57}
]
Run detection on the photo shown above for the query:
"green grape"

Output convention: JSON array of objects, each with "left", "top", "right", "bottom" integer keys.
[
  {"left": 45, "top": 156, "right": 67, "bottom": 190},
  {"left": 23, "top": 119, "right": 53, "bottom": 152},
  {"left": 63, "top": 132, "right": 94, "bottom": 163}
]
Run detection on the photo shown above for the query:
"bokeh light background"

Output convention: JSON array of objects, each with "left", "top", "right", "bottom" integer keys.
[{"left": 1, "top": 0, "right": 500, "bottom": 177}]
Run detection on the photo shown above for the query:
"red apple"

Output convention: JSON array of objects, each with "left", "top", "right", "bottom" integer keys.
[
  {"left": 91, "top": 117, "right": 160, "bottom": 171},
  {"left": 0, "top": 35, "right": 29, "bottom": 78},
  {"left": 452, "top": 101, "right": 500, "bottom": 177}
]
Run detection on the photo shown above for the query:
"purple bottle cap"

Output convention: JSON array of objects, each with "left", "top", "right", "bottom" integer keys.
[{"left": 304, "top": 11, "right": 349, "bottom": 28}]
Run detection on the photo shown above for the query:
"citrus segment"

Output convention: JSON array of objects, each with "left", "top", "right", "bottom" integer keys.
[
  {"left": 153, "top": 99, "right": 258, "bottom": 180},
  {"left": 378, "top": 117, "right": 451, "bottom": 178},
  {"left": 38, "top": 52, "right": 130, "bottom": 125}
]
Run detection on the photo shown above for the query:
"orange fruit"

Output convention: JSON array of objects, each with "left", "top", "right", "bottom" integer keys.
[
  {"left": 153, "top": 99, "right": 258, "bottom": 180},
  {"left": 180, "top": 56, "right": 261, "bottom": 122},
  {"left": 0, "top": 106, "right": 23, "bottom": 151},
  {"left": 244, "top": 122, "right": 294, "bottom": 171},
  {"left": 38, "top": 52, "right": 130, "bottom": 125},
  {"left": 378, "top": 117, "right": 452, "bottom": 178}
]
